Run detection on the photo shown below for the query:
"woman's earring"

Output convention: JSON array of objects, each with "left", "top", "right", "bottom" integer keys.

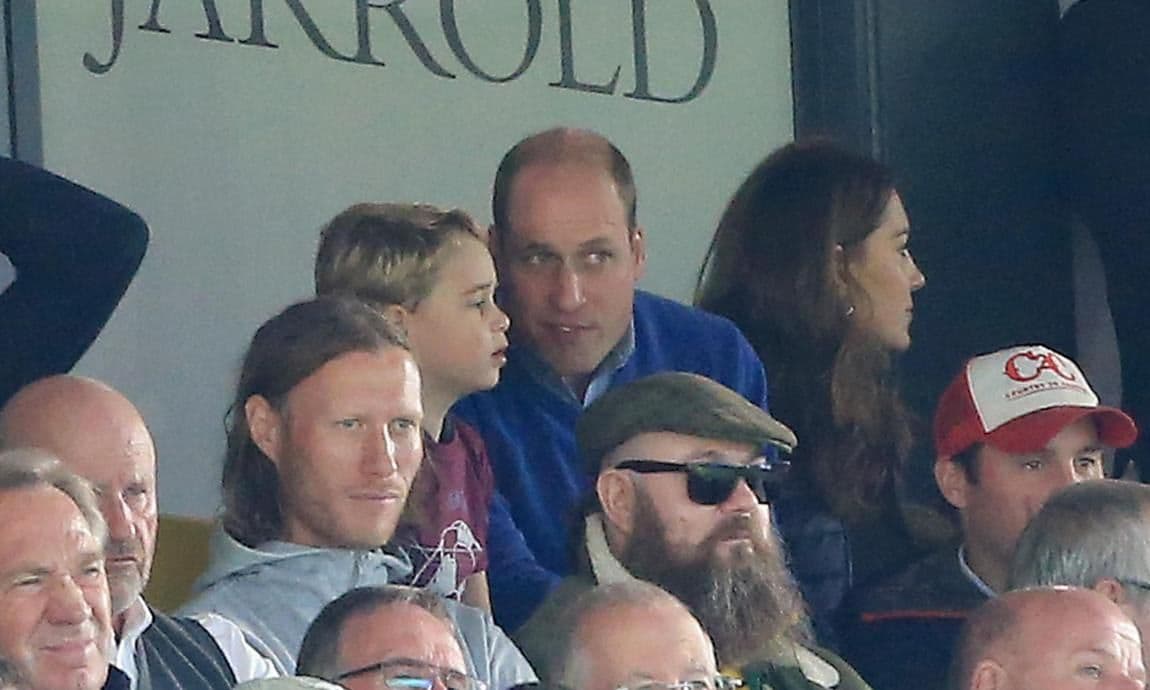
[{"left": 845, "top": 305, "right": 856, "bottom": 317}]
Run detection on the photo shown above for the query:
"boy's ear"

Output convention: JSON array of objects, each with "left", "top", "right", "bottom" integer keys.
[{"left": 245, "top": 395, "right": 284, "bottom": 466}]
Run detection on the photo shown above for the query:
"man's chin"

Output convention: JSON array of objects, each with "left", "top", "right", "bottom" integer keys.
[{"left": 108, "top": 578, "right": 145, "bottom": 616}]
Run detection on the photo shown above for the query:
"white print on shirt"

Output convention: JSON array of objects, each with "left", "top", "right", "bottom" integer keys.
[{"left": 410, "top": 519, "right": 482, "bottom": 599}]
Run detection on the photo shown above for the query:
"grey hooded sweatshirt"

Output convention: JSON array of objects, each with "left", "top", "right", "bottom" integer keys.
[{"left": 179, "top": 529, "right": 537, "bottom": 689}]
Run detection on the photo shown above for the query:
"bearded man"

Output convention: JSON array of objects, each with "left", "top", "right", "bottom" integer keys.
[{"left": 514, "top": 372, "right": 871, "bottom": 690}]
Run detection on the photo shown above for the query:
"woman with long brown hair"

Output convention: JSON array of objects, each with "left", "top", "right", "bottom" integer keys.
[{"left": 696, "top": 139, "right": 932, "bottom": 643}]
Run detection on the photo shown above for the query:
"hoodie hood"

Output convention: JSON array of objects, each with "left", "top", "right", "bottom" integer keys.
[{"left": 191, "top": 526, "right": 413, "bottom": 594}]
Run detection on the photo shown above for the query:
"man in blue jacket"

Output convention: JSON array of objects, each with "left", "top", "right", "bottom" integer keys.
[{"left": 453, "top": 127, "right": 769, "bottom": 631}]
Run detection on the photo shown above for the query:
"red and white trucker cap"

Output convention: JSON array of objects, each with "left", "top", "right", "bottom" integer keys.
[{"left": 933, "top": 345, "right": 1138, "bottom": 459}]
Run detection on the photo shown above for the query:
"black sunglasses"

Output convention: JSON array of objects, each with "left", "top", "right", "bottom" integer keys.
[{"left": 613, "top": 459, "right": 790, "bottom": 506}]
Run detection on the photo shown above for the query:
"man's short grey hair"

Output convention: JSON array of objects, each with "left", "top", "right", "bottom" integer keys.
[
  {"left": 296, "top": 585, "right": 456, "bottom": 681},
  {"left": 551, "top": 581, "right": 709, "bottom": 690},
  {"left": 0, "top": 448, "right": 107, "bottom": 546},
  {"left": 1010, "top": 479, "right": 1150, "bottom": 595}
]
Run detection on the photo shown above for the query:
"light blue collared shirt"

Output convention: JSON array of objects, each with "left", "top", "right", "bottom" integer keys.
[
  {"left": 958, "top": 544, "right": 998, "bottom": 598},
  {"left": 517, "top": 321, "right": 636, "bottom": 407}
]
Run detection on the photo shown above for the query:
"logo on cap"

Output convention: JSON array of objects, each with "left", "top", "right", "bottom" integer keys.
[{"left": 1003, "top": 350, "right": 1078, "bottom": 383}]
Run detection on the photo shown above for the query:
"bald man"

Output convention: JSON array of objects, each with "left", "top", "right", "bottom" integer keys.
[
  {"left": 549, "top": 581, "right": 724, "bottom": 690},
  {"left": 0, "top": 375, "right": 276, "bottom": 690},
  {"left": 951, "top": 587, "right": 1145, "bottom": 690}
]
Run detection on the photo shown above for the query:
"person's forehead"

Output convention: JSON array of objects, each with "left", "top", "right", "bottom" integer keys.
[
  {"left": 1014, "top": 593, "right": 1138, "bottom": 657},
  {"left": 579, "top": 602, "right": 715, "bottom": 680},
  {"left": 2, "top": 388, "right": 156, "bottom": 482},
  {"left": 977, "top": 417, "right": 1102, "bottom": 468},
  {"left": 607, "top": 432, "right": 760, "bottom": 465},
  {"left": 288, "top": 348, "right": 420, "bottom": 403},
  {"left": 61, "top": 430, "right": 156, "bottom": 488},
  {"left": 338, "top": 602, "right": 463, "bottom": 669},
  {"left": 505, "top": 164, "right": 628, "bottom": 230},
  {"left": 0, "top": 486, "right": 96, "bottom": 563}
]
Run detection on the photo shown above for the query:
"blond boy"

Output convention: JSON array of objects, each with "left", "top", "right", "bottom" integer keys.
[{"left": 316, "top": 203, "right": 510, "bottom": 610}]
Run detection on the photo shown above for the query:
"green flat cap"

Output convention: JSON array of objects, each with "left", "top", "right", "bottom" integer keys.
[{"left": 577, "top": 372, "right": 798, "bottom": 473}]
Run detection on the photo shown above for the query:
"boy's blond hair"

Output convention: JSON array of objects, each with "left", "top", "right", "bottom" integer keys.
[{"left": 315, "top": 202, "right": 484, "bottom": 308}]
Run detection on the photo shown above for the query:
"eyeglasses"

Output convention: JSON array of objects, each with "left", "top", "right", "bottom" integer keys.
[
  {"left": 614, "top": 676, "right": 744, "bottom": 690},
  {"left": 335, "top": 659, "right": 487, "bottom": 690},
  {"left": 613, "top": 459, "right": 789, "bottom": 506}
]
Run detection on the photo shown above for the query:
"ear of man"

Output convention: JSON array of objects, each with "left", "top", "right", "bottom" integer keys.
[
  {"left": 245, "top": 394, "right": 284, "bottom": 466},
  {"left": 597, "top": 468, "right": 637, "bottom": 538},
  {"left": 1093, "top": 578, "right": 1130, "bottom": 607},
  {"left": 970, "top": 659, "right": 1007, "bottom": 690},
  {"left": 935, "top": 455, "right": 973, "bottom": 510},
  {"left": 628, "top": 226, "right": 648, "bottom": 280}
]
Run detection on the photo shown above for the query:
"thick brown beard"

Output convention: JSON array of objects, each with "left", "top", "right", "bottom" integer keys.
[{"left": 619, "top": 489, "right": 811, "bottom": 667}]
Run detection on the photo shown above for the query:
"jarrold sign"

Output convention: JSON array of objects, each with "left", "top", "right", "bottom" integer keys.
[{"left": 85, "top": 0, "right": 719, "bottom": 104}]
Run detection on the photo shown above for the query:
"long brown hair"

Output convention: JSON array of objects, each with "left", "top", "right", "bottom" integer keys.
[
  {"left": 221, "top": 296, "right": 410, "bottom": 547},
  {"left": 695, "top": 140, "right": 913, "bottom": 522}
]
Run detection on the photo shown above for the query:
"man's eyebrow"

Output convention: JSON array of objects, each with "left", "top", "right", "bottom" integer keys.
[
  {"left": 382, "top": 657, "right": 429, "bottom": 666},
  {"left": 688, "top": 450, "right": 752, "bottom": 463},
  {"left": 1036, "top": 443, "right": 1107, "bottom": 459},
  {"left": 512, "top": 240, "right": 555, "bottom": 253},
  {"left": 78, "top": 549, "right": 105, "bottom": 565},
  {"left": 0, "top": 563, "right": 51, "bottom": 579},
  {"left": 578, "top": 236, "right": 617, "bottom": 248}
]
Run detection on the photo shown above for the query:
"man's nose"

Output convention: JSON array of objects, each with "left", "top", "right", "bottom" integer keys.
[
  {"left": 362, "top": 429, "right": 400, "bottom": 477},
  {"left": 102, "top": 493, "right": 136, "bottom": 541},
  {"left": 552, "top": 263, "right": 586, "bottom": 311},
  {"left": 46, "top": 575, "right": 93, "bottom": 625},
  {"left": 721, "top": 478, "right": 760, "bottom": 512}
]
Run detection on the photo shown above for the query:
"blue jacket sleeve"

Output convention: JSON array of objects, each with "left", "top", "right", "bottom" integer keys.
[
  {"left": 485, "top": 490, "right": 562, "bottom": 633},
  {"left": 0, "top": 156, "right": 149, "bottom": 404}
]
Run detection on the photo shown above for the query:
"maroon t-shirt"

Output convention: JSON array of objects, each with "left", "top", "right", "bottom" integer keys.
[{"left": 400, "top": 415, "right": 494, "bottom": 599}]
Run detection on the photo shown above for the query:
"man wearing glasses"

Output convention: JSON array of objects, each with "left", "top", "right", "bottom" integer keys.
[
  {"left": 1011, "top": 478, "right": 1150, "bottom": 666},
  {"left": 515, "top": 372, "right": 870, "bottom": 690},
  {"left": 298, "top": 586, "right": 483, "bottom": 690},
  {"left": 546, "top": 581, "right": 729, "bottom": 690}
]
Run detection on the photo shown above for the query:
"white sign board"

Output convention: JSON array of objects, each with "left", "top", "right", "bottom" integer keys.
[{"left": 24, "top": 1, "right": 792, "bottom": 515}]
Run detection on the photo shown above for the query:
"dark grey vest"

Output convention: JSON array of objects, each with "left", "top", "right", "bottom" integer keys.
[{"left": 132, "top": 610, "right": 237, "bottom": 690}]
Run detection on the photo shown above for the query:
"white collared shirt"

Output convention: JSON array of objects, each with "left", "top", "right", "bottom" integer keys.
[
  {"left": 114, "top": 597, "right": 279, "bottom": 690},
  {"left": 114, "top": 597, "right": 153, "bottom": 690}
]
